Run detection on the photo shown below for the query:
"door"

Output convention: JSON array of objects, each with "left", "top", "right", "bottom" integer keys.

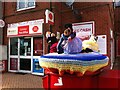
[
  {"left": 9, "top": 37, "right": 19, "bottom": 72},
  {"left": 8, "top": 36, "right": 45, "bottom": 74},
  {"left": 19, "top": 37, "right": 33, "bottom": 73},
  {"left": 9, "top": 37, "right": 33, "bottom": 73}
]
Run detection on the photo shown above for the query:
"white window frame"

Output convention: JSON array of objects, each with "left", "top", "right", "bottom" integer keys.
[{"left": 17, "top": 0, "right": 36, "bottom": 11}]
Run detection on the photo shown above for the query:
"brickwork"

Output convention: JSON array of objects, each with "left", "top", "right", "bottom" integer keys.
[
  {"left": 2, "top": 72, "right": 43, "bottom": 89},
  {"left": 115, "top": 7, "right": 120, "bottom": 33},
  {"left": 3, "top": 2, "right": 114, "bottom": 59}
]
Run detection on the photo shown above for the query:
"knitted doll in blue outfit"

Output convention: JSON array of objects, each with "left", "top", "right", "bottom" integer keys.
[{"left": 57, "top": 24, "right": 82, "bottom": 54}]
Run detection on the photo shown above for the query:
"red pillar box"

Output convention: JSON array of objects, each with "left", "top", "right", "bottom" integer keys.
[
  {"left": 98, "top": 70, "right": 120, "bottom": 89},
  {"left": 43, "top": 73, "right": 99, "bottom": 89},
  {"left": 43, "top": 75, "right": 49, "bottom": 89}
]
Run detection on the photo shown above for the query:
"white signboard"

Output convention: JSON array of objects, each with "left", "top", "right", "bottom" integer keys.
[
  {"left": 97, "top": 35, "right": 107, "bottom": 55},
  {"left": 72, "top": 21, "right": 94, "bottom": 40},
  {"left": 7, "top": 27, "right": 18, "bottom": 36},
  {"left": 7, "top": 19, "right": 44, "bottom": 37}
]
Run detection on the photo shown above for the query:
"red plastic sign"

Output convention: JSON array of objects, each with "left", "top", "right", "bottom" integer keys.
[{"left": 18, "top": 25, "right": 29, "bottom": 35}]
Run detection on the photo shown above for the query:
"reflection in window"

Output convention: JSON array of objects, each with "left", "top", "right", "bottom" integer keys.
[
  {"left": 115, "top": 0, "right": 120, "bottom": 7},
  {"left": 33, "top": 37, "right": 43, "bottom": 56},
  {"left": 17, "top": 0, "right": 35, "bottom": 10},
  {"left": 20, "top": 58, "right": 31, "bottom": 70},
  {"left": 18, "top": 0, "right": 26, "bottom": 9},
  {"left": 10, "top": 58, "right": 18, "bottom": 70},
  {"left": 20, "top": 37, "right": 31, "bottom": 56},
  {"left": 28, "top": 0, "right": 35, "bottom": 7},
  {"left": 20, "top": 38, "right": 25, "bottom": 56},
  {"left": 10, "top": 38, "right": 18, "bottom": 55}
]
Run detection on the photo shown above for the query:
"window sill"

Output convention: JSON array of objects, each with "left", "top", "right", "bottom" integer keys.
[{"left": 17, "top": 6, "right": 36, "bottom": 12}]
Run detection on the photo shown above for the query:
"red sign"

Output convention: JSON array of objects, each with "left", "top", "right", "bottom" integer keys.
[
  {"left": 32, "top": 26, "right": 39, "bottom": 32},
  {"left": 49, "top": 13, "right": 53, "bottom": 20},
  {"left": 45, "top": 9, "right": 54, "bottom": 25},
  {"left": 18, "top": 25, "right": 29, "bottom": 35}
]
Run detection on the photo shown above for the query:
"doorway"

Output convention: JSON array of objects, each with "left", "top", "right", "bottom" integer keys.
[
  {"left": 19, "top": 37, "right": 32, "bottom": 72},
  {"left": 9, "top": 37, "right": 33, "bottom": 73}
]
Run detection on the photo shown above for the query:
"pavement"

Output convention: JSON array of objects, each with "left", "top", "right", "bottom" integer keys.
[{"left": 1, "top": 72, "right": 44, "bottom": 90}]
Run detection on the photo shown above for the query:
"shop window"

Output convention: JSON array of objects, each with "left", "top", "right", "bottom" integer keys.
[
  {"left": 17, "top": 0, "right": 35, "bottom": 11},
  {"left": 20, "top": 37, "right": 31, "bottom": 56},
  {"left": 20, "top": 58, "right": 31, "bottom": 70},
  {"left": 33, "top": 37, "right": 43, "bottom": 56},
  {"left": 10, "top": 58, "right": 18, "bottom": 70},
  {"left": 10, "top": 38, "right": 18, "bottom": 55}
]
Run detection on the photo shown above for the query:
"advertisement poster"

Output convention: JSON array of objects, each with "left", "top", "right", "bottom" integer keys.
[
  {"left": 97, "top": 35, "right": 107, "bottom": 55},
  {"left": 32, "top": 58, "right": 44, "bottom": 76},
  {"left": 72, "top": 21, "right": 94, "bottom": 41}
]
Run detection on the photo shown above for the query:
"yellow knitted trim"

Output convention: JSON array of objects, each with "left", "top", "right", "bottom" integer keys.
[{"left": 40, "top": 62, "right": 108, "bottom": 75}]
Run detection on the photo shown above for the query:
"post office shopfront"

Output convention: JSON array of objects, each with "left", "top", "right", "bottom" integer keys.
[{"left": 7, "top": 19, "right": 44, "bottom": 75}]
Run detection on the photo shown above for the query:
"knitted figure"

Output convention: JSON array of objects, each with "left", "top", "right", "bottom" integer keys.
[
  {"left": 57, "top": 23, "right": 78, "bottom": 54},
  {"left": 57, "top": 28, "right": 82, "bottom": 54},
  {"left": 82, "top": 35, "right": 99, "bottom": 52},
  {"left": 46, "top": 31, "right": 58, "bottom": 53}
]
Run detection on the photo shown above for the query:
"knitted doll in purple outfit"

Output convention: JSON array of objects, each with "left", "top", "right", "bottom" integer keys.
[
  {"left": 63, "top": 29, "right": 82, "bottom": 54},
  {"left": 57, "top": 23, "right": 82, "bottom": 54}
]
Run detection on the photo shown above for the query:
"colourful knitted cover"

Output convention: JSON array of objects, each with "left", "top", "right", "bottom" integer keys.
[{"left": 39, "top": 52, "right": 109, "bottom": 76}]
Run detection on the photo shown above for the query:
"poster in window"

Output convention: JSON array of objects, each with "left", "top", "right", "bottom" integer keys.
[
  {"left": 72, "top": 21, "right": 94, "bottom": 41},
  {"left": 97, "top": 35, "right": 107, "bottom": 55}
]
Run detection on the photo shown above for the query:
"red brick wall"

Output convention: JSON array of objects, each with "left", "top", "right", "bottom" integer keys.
[
  {"left": 3, "top": 2, "right": 114, "bottom": 58},
  {"left": 115, "top": 8, "right": 120, "bottom": 33},
  {"left": 80, "top": 4, "right": 111, "bottom": 58},
  {"left": 114, "top": 7, "right": 120, "bottom": 57},
  {"left": 4, "top": 2, "right": 49, "bottom": 23}
]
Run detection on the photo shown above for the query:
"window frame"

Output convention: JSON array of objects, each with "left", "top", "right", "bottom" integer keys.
[{"left": 17, "top": 0, "right": 36, "bottom": 11}]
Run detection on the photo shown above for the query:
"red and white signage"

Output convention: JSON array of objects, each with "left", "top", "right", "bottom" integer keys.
[
  {"left": 72, "top": 21, "right": 94, "bottom": 41},
  {"left": 45, "top": 9, "right": 54, "bottom": 25},
  {"left": 7, "top": 19, "right": 44, "bottom": 37},
  {"left": 29, "top": 24, "right": 42, "bottom": 34},
  {"left": 18, "top": 25, "right": 29, "bottom": 35}
]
